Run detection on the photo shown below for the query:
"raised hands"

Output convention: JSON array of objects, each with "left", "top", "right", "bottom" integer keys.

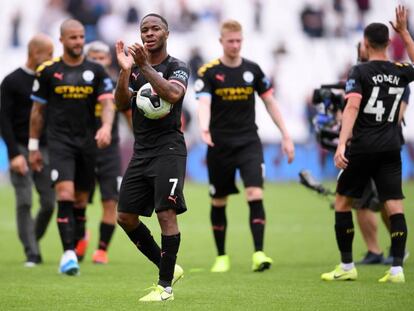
[
  {"left": 115, "top": 40, "right": 134, "bottom": 71},
  {"left": 390, "top": 5, "right": 408, "bottom": 34},
  {"left": 127, "top": 43, "right": 150, "bottom": 67}
]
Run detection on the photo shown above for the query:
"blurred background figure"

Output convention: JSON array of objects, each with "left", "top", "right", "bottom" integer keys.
[{"left": 0, "top": 33, "right": 55, "bottom": 267}]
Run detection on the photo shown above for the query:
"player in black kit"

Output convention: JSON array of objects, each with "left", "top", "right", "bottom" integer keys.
[
  {"left": 195, "top": 20, "right": 295, "bottom": 273},
  {"left": 73, "top": 40, "right": 122, "bottom": 265},
  {"left": 0, "top": 34, "right": 55, "bottom": 267},
  {"left": 115, "top": 14, "right": 188, "bottom": 302},
  {"left": 322, "top": 6, "right": 414, "bottom": 283},
  {"left": 29, "top": 19, "right": 115, "bottom": 276}
]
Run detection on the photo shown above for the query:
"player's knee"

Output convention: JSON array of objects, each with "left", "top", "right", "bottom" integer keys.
[
  {"left": 245, "top": 187, "right": 263, "bottom": 201},
  {"left": 157, "top": 210, "right": 178, "bottom": 234},
  {"left": 212, "top": 197, "right": 227, "bottom": 206},
  {"left": 384, "top": 199, "right": 404, "bottom": 215},
  {"left": 55, "top": 184, "right": 74, "bottom": 201},
  {"left": 335, "top": 194, "right": 352, "bottom": 212},
  {"left": 117, "top": 212, "right": 138, "bottom": 230}
]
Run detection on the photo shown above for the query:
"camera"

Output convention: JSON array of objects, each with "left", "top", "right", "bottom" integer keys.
[
  {"left": 311, "top": 82, "right": 345, "bottom": 152},
  {"left": 311, "top": 82, "right": 345, "bottom": 112}
]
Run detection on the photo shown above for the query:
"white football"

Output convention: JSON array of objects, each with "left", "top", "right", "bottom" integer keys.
[{"left": 135, "top": 82, "right": 172, "bottom": 119}]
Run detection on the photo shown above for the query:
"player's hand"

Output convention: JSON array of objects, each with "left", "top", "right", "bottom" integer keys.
[
  {"left": 29, "top": 150, "right": 43, "bottom": 172},
  {"left": 115, "top": 41, "right": 134, "bottom": 71},
  {"left": 201, "top": 129, "right": 214, "bottom": 147},
  {"left": 95, "top": 124, "right": 112, "bottom": 149},
  {"left": 281, "top": 136, "right": 295, "bottom": 164},
  {"left": 390, "top": 5, "right": 408, "bottom": 34},
  {"left": 10, "top": 154, "right": 29, "bottom": 175},
  {"left": 128, "top": 43, "right": 150, "bottom": 67},
  {"left": 334, "top": 143, "right": 348, "bottom": 169}
]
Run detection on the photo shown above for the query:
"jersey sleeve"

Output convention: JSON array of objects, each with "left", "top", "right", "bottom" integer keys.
[
  {"left": 401, "top": 63, "right": 414, "bottom": 83},
  {"left": 344, "top": 65, "right": 362, "bottom": 99},
  {"left": 95, "top": 65, "right": 114, "bottom": 102},
  {"left": 0, "top": 76, "right": 20, "bottom": 159},
  {"left": 254, "top": 64, "right": 273, "bottom": 97},
  {"left": 168, "top": 61, "right": 190, "bottom": 92},
  {"left": 402, "top": 85, "right": 410, "bottom": 103},
  {"left": 194, "top": 67, "right": 212, "bottom": 99},
  {"left": 30, "top": 68, "right": 50, "bottom": 104}
]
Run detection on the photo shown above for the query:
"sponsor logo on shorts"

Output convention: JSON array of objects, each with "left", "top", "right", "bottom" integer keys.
[
  {"left": 51, "top": 169, "right": 59, "bottom": 182},
  {"left": 168, "top": 195, "right": 178, "bottom": 204}
]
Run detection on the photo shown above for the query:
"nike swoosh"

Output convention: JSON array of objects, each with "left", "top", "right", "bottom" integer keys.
[
  {"left": 333, "top": 273, "right": 346, "bottom": 279},
  {"left": 161, "top": 294, "right": 172, "bottom": 301}
]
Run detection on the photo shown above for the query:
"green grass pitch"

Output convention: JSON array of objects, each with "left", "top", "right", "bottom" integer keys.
[{"left": 0, "top": 181, "right": 413, "bottom": 310}]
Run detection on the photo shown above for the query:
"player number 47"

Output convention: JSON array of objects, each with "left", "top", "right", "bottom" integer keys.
[{"left": 364, "top": 86, "right": 404, "bottom": 122}]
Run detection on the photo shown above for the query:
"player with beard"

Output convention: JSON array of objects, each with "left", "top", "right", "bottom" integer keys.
[
  {"left": 29, "top": 19, "right": 115, "bottom": 276},
  {"left": 71, "top": 41, "right": 122, "bottom": 265},
  {"left": 115, "top": 14, "right": 189, "bottom": 301}
]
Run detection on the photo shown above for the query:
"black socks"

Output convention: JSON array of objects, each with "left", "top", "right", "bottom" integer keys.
[
  {"left": 248, "top": 200, "right": 266, "bottom": 252},
  {"left": 158, "top": 233, "right": 181, "bottom": 288},
  {"left": 57, "top": 201, "right": 75, "bottom": 251},
  {"left": 389, "top": 213, "right": 408, "bottom": 267},
  {"left": 335, "top": 211, "right": 354, "bottom": 264},
  {"left": 210, "top": 205, "right": 227, "bottom": 256}
]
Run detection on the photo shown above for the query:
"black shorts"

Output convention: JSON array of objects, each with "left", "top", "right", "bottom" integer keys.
[
  {"left": 93, "top": 141, "right": 122, "bottom": 201},
  {"left": 48, "top": 139, "right": 96, "bottom": 192},
  {"left": 337, "top": 150, "right": 404, "bottom": 202},
  {"left": 207, "top": 140, "right": 264, "bottom": 198},
  {"left": 117, "top": 154, "right": 187, "bottom": 217},
  {"left": 351, "top": 179, "right": 383, "bottom": 212}
]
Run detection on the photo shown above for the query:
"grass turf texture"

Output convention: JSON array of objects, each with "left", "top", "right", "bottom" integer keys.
[{"left": 0, "top": 181, "right": 413, "bottom": 310}]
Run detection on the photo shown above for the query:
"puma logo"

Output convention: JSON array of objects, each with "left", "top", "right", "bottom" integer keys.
[
  {"left": 53, "top": 72, "right": 64, "bottom": 80},
  {"left": 168, "top": 195, "right": 178, "bottom": 204}
]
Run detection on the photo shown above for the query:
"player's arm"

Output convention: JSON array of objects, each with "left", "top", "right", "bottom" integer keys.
[
  {"left": 114, "top": 41, "right": 133, "bottom": 110},
  {"left": 95, "top": 97, "right": 115, "bottom": 149},
  {"left": 197, "top": 95, "right": 214, "bottom": 146},
  {"left": 261, "top": 94, "right": 295, "bottom": 163},
  {"left": 128, "top": 43, "right": 185, "bottom": 104},
  {"left": 399, "top": 99, "right": 407, "bottom": 124},
  {"left": 28, "top": 101, "right": 46, "bottom": 172},
  {"left": 391, "top": 5, "right": 414, "bottom": 62},
  {"left": 140, "top": 64, "right": 185, "bottom": 104},
  {"left": 0, "top": 79, "right": 29, "bottom": 175},
  {"left": 334, "top": 96, "right": 361, "bottom": 169}
]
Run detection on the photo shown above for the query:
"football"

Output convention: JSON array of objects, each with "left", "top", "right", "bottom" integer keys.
[{"left": 135, "top": 82, "right": 172, "bottom": 119}]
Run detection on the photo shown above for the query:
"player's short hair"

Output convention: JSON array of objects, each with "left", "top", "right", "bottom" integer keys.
[
  {"left": 140, "top": 13, "right": 169, "bottom": 30},
  {"left": 363, "top": 23, "right": 389, "bottom": 49},
  {"left": 220, "top": 20, "right": 242, "bottom": 36},
  {"left": 84, "top": 41, "right": 110, "bottom": 55}
]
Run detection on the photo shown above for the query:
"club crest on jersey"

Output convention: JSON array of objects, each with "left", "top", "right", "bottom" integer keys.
[
  {"left": 82, "top": 70, "right": 94, "bottom": 82},
  {"left": 243, "top": 71, "right": 254, "bottom": 83},
  {"left": 32, "top": 79, "right": 40, "bottom": 92},
  {"left": 345, "top": 79, "right": 355, "bottom": 92}
]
